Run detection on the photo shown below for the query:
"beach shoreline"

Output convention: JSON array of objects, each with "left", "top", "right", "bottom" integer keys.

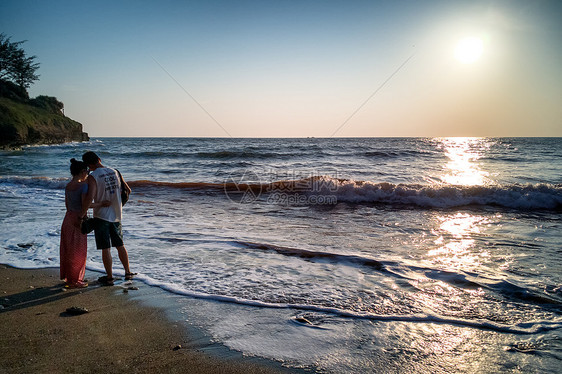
[{"left": 0, "top": 264, "right": 305, "bottom": 374}]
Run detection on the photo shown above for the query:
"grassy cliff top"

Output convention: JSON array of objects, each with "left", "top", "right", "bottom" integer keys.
[{"left": 0, "top": 96, "right": 88, "bottom": 149}]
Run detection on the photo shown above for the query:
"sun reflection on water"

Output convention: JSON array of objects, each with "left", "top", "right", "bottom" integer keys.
[
  {"left": 428, "top": 212, "right": 490, "bottom": 271},
  {"left": 412, "top": 210, "right": 500, "bottom": 373},
  {"left": 438, "top": 137, "right": 491, "bottom": 186}
]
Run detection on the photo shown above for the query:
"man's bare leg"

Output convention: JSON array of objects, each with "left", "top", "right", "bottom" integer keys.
[
  {"left": 101, "top": 248, "right": 113, "bottom": 278},
  {"left": 116, "top": 246, "right": 131, "bottom": 275}
]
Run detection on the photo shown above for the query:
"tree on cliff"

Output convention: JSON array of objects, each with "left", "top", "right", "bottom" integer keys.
[
  {"left": 0, "top": 33, "right": 40, "bottom": 89},
  {"left": 0, "top": 34, "right": 88, "bottom": 148}
]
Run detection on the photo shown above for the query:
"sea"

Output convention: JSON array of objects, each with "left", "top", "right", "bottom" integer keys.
[{"left": 1, "top": 137, "right": 561, "bottom": 373}]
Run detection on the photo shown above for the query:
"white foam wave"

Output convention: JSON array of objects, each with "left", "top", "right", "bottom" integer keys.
[
  {"left": 134, "top": 274, "right": 562, "bottom": 335},
  {"left": 20, "top": 139, "right": 103, "bottom": 149},
  {"left": 2, "top": 253, "right": 559, "bottom": 336},
  {"left": 4, "top": 175, "right": 560, "bottom": 210},
  {"left": 4, "top": 257, "right": 559, "bottom": 335},
  {"left": 309, "top": 178, "right": 562, "bottom": 209},
  {"left": 0, "top": 176, "right": 68, "bottom": 189}
]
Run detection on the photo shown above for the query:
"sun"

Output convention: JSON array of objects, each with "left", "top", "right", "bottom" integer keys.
[{"left": 454, "top": 37, "right": 483, "bottom": 64}]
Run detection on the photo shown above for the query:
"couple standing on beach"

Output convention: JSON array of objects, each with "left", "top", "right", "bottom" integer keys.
[{"left": 60, "top": 152, "right": 135, "bottom": 288}]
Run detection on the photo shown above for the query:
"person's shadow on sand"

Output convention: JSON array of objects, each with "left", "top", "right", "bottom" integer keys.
[{"left": 0, "top": 283, "right": 94, "bottom": 315}]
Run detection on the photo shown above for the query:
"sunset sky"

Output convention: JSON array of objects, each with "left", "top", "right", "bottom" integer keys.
[{"left": 2, "top": 0, "right": 561, "bottom": 137}]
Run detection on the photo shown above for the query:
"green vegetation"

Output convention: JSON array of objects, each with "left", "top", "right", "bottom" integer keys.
[
  {"left": 0, "top": 33, "right": 88, "bottom": 148},
  {"left": 29, "top": 95, "right": 65, "bottom": 114},
  {"left": 0, "top": 96, "right": 88, "bottom": 149},
  {"left": 0, "top": 33, "right": 40, "bottom": 89}
]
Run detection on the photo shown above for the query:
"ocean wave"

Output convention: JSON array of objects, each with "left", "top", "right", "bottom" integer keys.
[
  {"left": 196, "top": 150, "right": 297, "bottom": 159},
  {"left": 128, "top": 180, "right": 227, "bottom": 190},
  {"left": 295, "top": 177, "right": 562, "bottom": 210},
  {"left": 120, "top": 151, "right": 188, "bottom": 159},
  {"left": 119, "top": 148, "right": 430, "bottom": 160},
  {"left": 235, "top": 241, "right": 384, "bottom": 270},
  {"left": 361, "top": 149, "right": 434, "bottom": 159},
  {"left": 237, "top": 241, "right": 562, "bottom": 307},
  {"left": 17, "top": 139, "right": 103, "bottom": 150},
  {"left": 3, "top": 260, "right": 559, "bottom": 335},
  {"left": 136, "top": 271, "right": 562, "bottom": 335},
  {"left": 118, "top": 149, "right": 304, "bottom": 160},
  {"left": 0, "top": 176, "right": 68, "bottom": 189},
  {"left": 3, "top": 176, "right": 561, "bottom": 210},
  {"left": 130, "top": 177, "right": 562, "bottom": 210},
  {"left": 236, "top": 241, "right": 386, "bottom": 270}
]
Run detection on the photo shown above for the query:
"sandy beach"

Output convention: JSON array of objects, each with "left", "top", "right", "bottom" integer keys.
[{"left": 0, "top": 265, "right": 299, "bottom": 374}]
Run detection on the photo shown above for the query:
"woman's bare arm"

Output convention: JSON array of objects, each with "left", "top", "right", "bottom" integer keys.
[{"left": 80, "top": 176, "right": 96, "bottom": 217}]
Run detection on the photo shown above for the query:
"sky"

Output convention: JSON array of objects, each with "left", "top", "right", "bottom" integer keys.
[{"left": 1, "top": 0, "right": 561, "bottom": 137}]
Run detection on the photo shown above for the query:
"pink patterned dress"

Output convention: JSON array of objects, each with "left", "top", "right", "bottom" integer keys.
[{"left": 60, "top": 183, "right": 88, "bottom": 285}]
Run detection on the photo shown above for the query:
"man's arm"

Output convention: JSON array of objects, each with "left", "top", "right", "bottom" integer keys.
[
  {"left": 122, "top": 176, "right": 132, "bottom": 194},
  {"left": 117, "top": 170, "right": 131, "bottom": 194}
]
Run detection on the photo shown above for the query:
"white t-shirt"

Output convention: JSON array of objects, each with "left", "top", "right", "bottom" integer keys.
[{"left": 90, "top": 167, "right": 122, "bottom": 222}]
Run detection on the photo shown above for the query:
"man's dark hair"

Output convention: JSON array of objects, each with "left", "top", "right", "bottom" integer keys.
[{"left": 82, "top": 151, "right": 100, "bottom": 166}]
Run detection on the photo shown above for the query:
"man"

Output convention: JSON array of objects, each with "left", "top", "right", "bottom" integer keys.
[{"left": 82, "top": 151, "right": 134, "bottom": 286}]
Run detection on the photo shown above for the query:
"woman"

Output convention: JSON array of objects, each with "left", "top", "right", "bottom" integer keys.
[
  {"left": 60, "top": 159, "right": 110, "bottom": 288},
  {"left": 60, "top": 158, "right": 90, "bottom": 288}
]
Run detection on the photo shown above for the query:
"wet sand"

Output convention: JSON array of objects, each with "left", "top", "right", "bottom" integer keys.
[{"left": 0, "top": 265, "right": 300, "bottom": 374}]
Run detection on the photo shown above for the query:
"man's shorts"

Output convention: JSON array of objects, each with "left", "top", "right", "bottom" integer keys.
[{"left": 94, "top": 218, "right": 124, "bottom": 249}]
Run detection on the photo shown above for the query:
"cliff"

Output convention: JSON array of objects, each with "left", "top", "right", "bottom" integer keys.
[{"left": 0, "top": 95, "right": 89, "bottom": 149}]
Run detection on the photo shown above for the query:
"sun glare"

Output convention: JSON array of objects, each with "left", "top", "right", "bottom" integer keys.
[
  {"left": 454, "top": 37, "right": 483, "bottom": 64},
  {"left": 439, "top": 137, "right": 490, "bottom": 186}
]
